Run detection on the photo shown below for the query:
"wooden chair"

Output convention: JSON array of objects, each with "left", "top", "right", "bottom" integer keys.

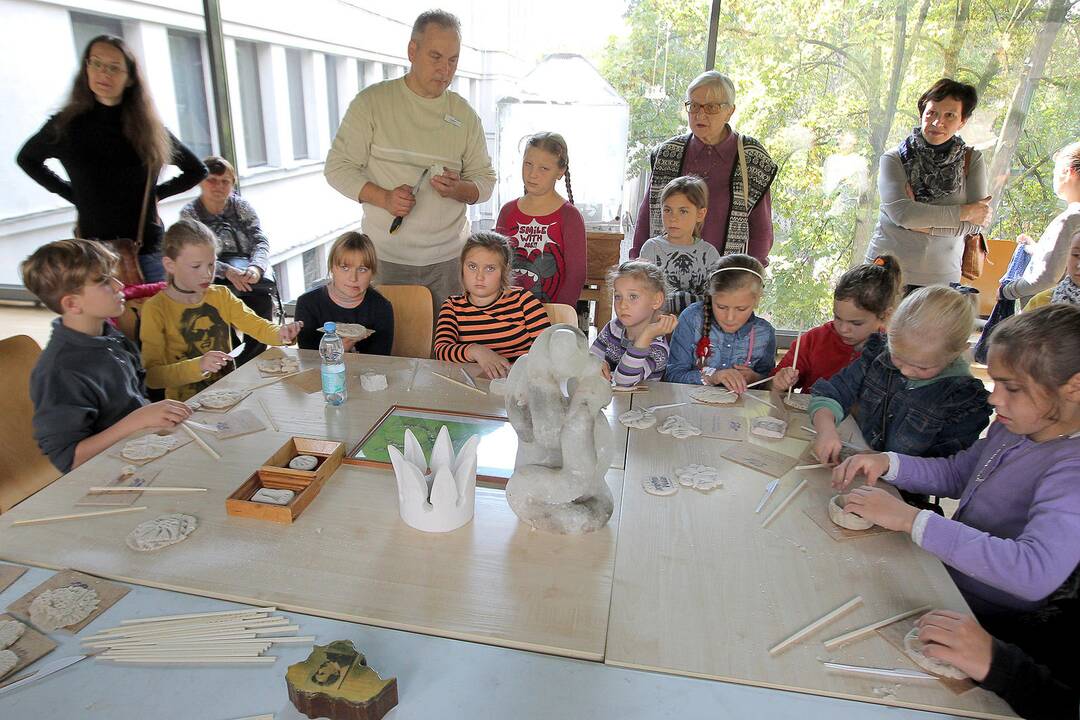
[
  {"left": 378, "top": 284, "right": 434, "bottom": 359},
  {"left": 0, "top": 335, "right": 60, "bottom": 513},
  {"left": 544, "top": 303, "right": 579, "bottom": 327}
]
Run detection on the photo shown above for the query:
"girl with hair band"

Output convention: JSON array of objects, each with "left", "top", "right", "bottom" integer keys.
[
  {"left": 496, "top": 132, "right": 586, "bottom": 305},
  {"left": 665, "top": 254, "right": 776, "bottom": 391},
  {"left": 771, "top": 256, "right": 903, "bottom": 393},
  {"left": 17, "top": 35, "right": 207, "bottom": 282},
  {"left": 140, "top": 219, "right": 302, "bottom": 401},
  {"left": 590, "top": 260, "right": 678, "bottom": 387}
]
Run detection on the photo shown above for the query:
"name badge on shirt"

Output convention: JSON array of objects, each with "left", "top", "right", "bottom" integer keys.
[{"left": 444, "top": 114, "right": 462, "bottom": 127}]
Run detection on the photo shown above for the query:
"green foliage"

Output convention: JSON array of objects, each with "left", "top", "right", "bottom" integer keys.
[{"left": 601, "top": 0, "right": 1080, "bottom": 329}]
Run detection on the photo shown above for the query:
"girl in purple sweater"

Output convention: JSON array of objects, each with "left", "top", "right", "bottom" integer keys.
[{"left": 833, "top": 304, "right": 1080, "bottom": 618}]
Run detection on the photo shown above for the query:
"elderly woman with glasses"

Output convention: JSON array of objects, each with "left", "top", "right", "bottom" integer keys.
[
  {"left": 180, "top": 155, "right": 276, "bottom": 366},
  {"left": 17, "top": 35, "right": 206, "bottom": 283},
  {"left": 631, "top": 71, "right": 777, "bottom": 266}
]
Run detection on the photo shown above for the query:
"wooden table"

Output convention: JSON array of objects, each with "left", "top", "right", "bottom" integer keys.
[
  {"left": 0, "top": 352, "right": 629, "bottom": 661},
  {"left": 0, "top": 357, "right": 1017, "bottom": 719},
  {"left": 604, "top": 383, "right": 1014, "bottom": 719}
]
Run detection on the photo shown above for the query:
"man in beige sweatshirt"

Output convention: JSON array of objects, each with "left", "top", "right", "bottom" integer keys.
[{"left": 324, "top": 9, "right": 496, "bottom": 311}]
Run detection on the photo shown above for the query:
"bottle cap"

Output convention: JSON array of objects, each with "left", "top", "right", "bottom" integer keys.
[{"left": 323, "top": 322, "right": 336, "bottom": 333}]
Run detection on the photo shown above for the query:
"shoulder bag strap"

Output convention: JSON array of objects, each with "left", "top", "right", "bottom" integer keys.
[{"left": 134, "top": 168, "right": 155, "bottom": 252}]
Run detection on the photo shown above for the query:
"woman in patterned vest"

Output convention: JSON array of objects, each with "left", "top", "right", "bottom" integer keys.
[{"left": 631, "top": 71, "right": 777, "bottom": 266}]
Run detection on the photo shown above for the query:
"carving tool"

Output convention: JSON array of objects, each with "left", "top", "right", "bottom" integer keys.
[
  {"left": 644, "top": 402, "right": 686, "bottom": 411},
  {"left": 181, "top": 422, "right": 221, "bottom": 460},
  {"left": 12, "top": 506, "right": 147, "bottom": 527},
  {"left": 761, "top": 478, "right": 808, "bottom": 528},
  {"left": 754, "top": 479, "right": 780, "bottom": 513},
  {"left": 389, "top": 167, "right": 429, "bottom": 234},
  {"left": 822, "top": 661, "right": 935, "bottom": 680},
  {"left": 787, "top": 332, "right": 802, "bottom": 402},
  {"left": 0, "top": 653, "right": 92, "bottom": 695},
  {"left": 460, "top": 367, "right": 478, "bottom": 389}
]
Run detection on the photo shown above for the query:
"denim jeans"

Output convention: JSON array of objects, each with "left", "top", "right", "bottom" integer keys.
[{"left": 138, "top": 251, "right": 166, "bottom": 283}]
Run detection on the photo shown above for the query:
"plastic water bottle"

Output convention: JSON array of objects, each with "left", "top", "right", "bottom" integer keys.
[{"left": 319, "top": 322, "right": 347, "bottom": 406}]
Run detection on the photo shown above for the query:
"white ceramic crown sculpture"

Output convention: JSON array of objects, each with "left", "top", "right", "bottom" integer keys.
[
  {"left": 387, "top": 426, "right": 479, "bottom": 533},
  {"left": 503, "top": 324, "right": 615, "bottom": 534}
]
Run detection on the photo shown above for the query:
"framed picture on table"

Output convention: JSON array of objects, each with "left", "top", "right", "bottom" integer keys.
[{"left": 345, "top": 405, "right": 518, "bottom": 487}]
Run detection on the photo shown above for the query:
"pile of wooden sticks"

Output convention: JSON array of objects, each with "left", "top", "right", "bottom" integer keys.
[{"left": 82, "top": 606, "right": 313, "bottom": 664}]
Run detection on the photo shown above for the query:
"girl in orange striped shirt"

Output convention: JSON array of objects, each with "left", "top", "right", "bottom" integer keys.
[{"left": 433, "top": 232, "right": 551, "bottom": 378}]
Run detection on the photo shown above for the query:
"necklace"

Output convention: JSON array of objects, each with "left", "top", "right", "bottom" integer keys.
[
  {"left": 327, "top": 283, "right": 363, "bottom": 307},
  {"left": 169, "top": 279, "right": 196, "bottom": 295}
]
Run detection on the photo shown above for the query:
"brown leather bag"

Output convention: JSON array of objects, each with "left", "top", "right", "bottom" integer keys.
[
  {"left": 77, "top": 170, "right": 155, "bottom": 286},
  {"left": 959, "top": 148, "right": 990, "bottom": 281}
]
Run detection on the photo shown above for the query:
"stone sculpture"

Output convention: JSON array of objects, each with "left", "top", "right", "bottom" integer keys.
[{"left": 503, "top": 324, "right": 614, "bottom": 534}]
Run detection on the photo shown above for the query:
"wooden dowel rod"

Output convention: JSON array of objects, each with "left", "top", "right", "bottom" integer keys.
[
  {"left": 120, "top": 607, "right": 276, "bottom": 625},
  {"left": 256, "top": 398, "right": 279, "bottom": 432},
  {"left": 788, "top": 332, "right": 802, "bottom": 402},
  {"left": 102, "top": 642, "right": 273, "bottom": 651},
  {"left": 90, "top": 621, "right": 285, "bottom": 639},
  {"left": 793, "top": 463, "right": 829, "bottom": 471},
  {"left": 87, "top": 486, "right": 207, "bottom": 494},
  {"left": 91, "top": 616, "right": 281, "bottom": 636},
  {"left": 181, "top": 422, "right": 221, "bottom": 460},
  {"left": 95, "top": 611, "right": 269, "bottom": 632},
  {"left": 103, "top": 648, "right": 267, "bottom": 658},
  {"left": 85, "top": 613, "right": 268, "bottom": 634},
  {"left": 761, "top": 479, "right": 808, "bottom": 528},
  {"left": 245, "top": 371, "right": 302, "bottom": 391},
  {"left": 744, "top": 393, "right": 778, "bottom": 409},
  {"left": 86, "top": 617, "right": 268, "bottom": 639},
  {"left": 645, "top": 402, "right": 687, "bottom": 411},
  {"left": 769, "top": 596, "right": 864, "bottom": 656},
  {"left": 430, "top": 371, "right": 487, "bottom": 395},
  {"left": 85, "top": 632, "right": 259, "bottom": 647},
  {"left": 12, "top": 506, "right": 147, "bottom": 527},
  {"left": 99, "top": 656, "right": 277, "bottom": 665},
  {"left": 822, "top": 605, "right": 932, "bottom": 651},
  {"left": 255, "top": 626, "right": 300, "bottom": 636},
  {"left": 267, "top": 636, "right": 316, "bottom": 644}
]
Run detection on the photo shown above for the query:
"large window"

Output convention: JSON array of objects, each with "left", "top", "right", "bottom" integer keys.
[
  {"left": 326, "top": 55, "right": 341, "bottom": 138},
  {"left": 600, "top": 0, "right": 1080, "bottom": 330},
  {"left": 70, "top": 11, "right": 123, "bottom": 55},
  {"left": 235, "top": 41, "right": 267, "bottom": 167},
  {"left": 286, "top": 49, "right": 309, "bottom": 160},
  {"left": 168, "top": 30, "right": 213, "bottom": 158}
]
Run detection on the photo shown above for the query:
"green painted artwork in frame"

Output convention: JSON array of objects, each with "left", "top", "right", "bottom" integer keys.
[{"left": 346, "top": 405, "right": 518, "bottom": 485}]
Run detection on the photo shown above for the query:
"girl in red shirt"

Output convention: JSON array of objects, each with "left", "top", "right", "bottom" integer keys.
[
  {"left": 496, "top": 132, "right": 586, "bottom": 306},
  {"left": 772, "top": 255, "right": 902, "bottom": 392}
]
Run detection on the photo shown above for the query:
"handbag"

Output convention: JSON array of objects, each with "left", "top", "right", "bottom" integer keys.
[
  {"left": 78, "top": 170, "right": 155, "bottom": 286},
  {"left": 959, "top": 149, "right": 990, "bottom": 281}
]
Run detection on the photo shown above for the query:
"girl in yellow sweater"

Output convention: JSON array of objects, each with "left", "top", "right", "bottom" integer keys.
[{"left": 140, "top": 219, "right": 301, "bottom": 400}]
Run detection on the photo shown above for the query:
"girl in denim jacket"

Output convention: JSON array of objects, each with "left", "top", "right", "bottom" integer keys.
[
  {"left": 809, "top": 285, "right": 991, "bottom": 463},
  {"left": 832, "top": 304, "right": 1080, "bottom": 619},
  {"left": 665, "top": 254, "right": 776, "bottom": 391}
]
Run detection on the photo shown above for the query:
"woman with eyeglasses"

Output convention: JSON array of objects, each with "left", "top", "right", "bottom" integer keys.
[
  {"left": 17, "top": 35, "right": 206, "bottom": 283},
  {"left": 631, "top": 71, "right": 777, "bottom": 267},
  {"left": 180, "top": 156, "right": 275, "bottom": 366},
  {"left": 865, "top": 78, "right": 991, "bottom": 290}
]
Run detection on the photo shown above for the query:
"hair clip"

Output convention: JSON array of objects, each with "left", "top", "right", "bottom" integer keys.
[
  {"left": 709, "top": 266, "right": 765, "bottom": 281},
  {"left": 872, "top": 257, "right": 886, "bottom": 267},
  {"left": 695, "top": 336, "right": 712, "bottom": 360}
]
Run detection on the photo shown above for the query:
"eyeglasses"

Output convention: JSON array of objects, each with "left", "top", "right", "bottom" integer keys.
[
  {"left": 684, "top": 101, "right": 732, "bottom": 115},
  {"left": 86, "top": 57, "right": 127, "bottom": 77}
]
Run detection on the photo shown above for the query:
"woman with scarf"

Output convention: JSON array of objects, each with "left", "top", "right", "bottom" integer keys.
[{"left": 865, "top": 78, "right": 991, "bottom": 290}]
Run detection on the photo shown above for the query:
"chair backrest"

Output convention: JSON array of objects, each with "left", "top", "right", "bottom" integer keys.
[
  {"left": 378, "top": 284, "right": 434, "bottom": 359},
  {"left": 0, "top": 335, "right": 61, "bottom": 513},
  {"left": 544, "top": 303, "right": 578, "bottom": 328}
]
